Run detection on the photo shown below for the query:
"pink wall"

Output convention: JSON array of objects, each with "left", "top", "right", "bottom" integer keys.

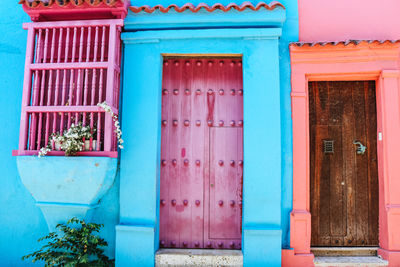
[{"left": 298, "top": 0, "right": 400, "bottom": 42}]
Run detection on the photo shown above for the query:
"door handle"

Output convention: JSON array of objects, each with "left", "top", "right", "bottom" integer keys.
[{"left": 353, "top": 140, "right": 366, "bottom": 155}]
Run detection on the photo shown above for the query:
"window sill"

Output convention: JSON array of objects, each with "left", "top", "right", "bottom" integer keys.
[{"left": 12, "top": 150, "right": 118, "bottom": 158}]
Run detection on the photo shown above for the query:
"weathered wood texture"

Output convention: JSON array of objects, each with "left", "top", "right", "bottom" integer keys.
[
  {"left": 160, "top": 58, "right": 243, "bottom": 249},
  {"left": 309, "top": 81, "right": 378, "bottom": 247}
]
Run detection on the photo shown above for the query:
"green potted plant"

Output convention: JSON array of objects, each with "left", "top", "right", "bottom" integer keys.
[{"left": 22, "top": 217, "right": 114, "bottom": 267}]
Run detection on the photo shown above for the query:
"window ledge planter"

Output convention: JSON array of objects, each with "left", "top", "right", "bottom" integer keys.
[{"left": 16, "top": 156, "right": 117, "bottom": 231}]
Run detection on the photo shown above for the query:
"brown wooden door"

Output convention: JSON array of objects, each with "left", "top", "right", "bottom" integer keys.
[{"left": 309, "top": 81, "right": 379, "bottom": 247}]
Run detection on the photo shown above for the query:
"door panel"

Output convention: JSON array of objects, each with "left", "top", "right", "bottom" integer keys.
[
  {"left": 208, "top": 127, "right": 242, "bottom": 241},
  {"left": 160, "top": 58, "right": 243, "bottom": 249},
  {"left": 309, "top": 81, "right": 378, "bottom": 247}
]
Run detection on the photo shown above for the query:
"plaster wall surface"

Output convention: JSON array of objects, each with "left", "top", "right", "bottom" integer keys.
[
  {"left": 298, "top": 0, "right": 400, "bottom": 42},
  {"left": 0, "top": 3, "right": 119, "bottom": 266}
]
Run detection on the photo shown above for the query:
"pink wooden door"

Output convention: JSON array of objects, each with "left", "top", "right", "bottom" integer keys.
[{"left": 160, "top": 58, "right": 243, "bottom": 249}]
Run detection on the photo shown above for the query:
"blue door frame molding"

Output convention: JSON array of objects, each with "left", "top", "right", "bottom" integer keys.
[{"left": 117, "top": 5, "right": 287, "bottom": 266}]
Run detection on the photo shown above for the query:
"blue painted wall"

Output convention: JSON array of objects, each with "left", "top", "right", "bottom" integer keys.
[
  {"left": 126, "top": 0, "right": 298, "bottom": 250},
  {"left": 117, "top": 0, "right": 298, "bottom": 265},
  {"left": 0, "top": 0, "right": 298, "bottom": 265},
  {"left": 0, "top": 3, "right": 120, "bottom": 266}
]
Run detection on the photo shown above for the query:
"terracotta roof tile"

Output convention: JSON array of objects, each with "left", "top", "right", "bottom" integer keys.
[
  {"left": 129, "top": 1, "right": 285, "bottom": 14},
  {"left": 19, "top": 0, "right": 123, "bottom": 8},
  {"left": 291, "top": 40, "right": 400, "bottom": 47}
]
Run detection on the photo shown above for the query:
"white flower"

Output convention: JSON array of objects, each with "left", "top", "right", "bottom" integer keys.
[{"left": 98, "top": 101, "right": 124, "bottom": 150}]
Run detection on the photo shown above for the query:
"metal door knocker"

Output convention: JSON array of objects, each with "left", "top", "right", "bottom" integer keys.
[{"left": 353, "top": 140, "right": 366, "bottom": 155}]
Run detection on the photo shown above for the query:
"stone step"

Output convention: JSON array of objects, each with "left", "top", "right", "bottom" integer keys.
[
  {"left": 312, "top": 247, "right": 378, "bottom": 257},
  {"left": 156, "top": 249, "right": 243, "bottom": 267},
  {"left": 314, "top": 256, "right": 388, "bottom": 267}
]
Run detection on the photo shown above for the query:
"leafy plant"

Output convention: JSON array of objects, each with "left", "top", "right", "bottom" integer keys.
[
  {"left": 22, "top": 217, "right": 114, "bottom": 267},
  {"left": 39, "top": 123, "right": 95, "bottom": 157}
]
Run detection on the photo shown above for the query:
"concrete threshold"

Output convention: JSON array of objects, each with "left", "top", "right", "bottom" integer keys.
[
  {"left": 311, "top": 247, "right": 378, "bottom": 257},
  {"left": 156, "top": 249, "right": 243, "bottom": 267},
  {"left": 314, "top": 256, "right": 388, "bottom": 267}
]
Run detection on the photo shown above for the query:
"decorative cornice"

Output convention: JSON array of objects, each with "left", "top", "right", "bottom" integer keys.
[
  {"left": 290, "top": 40, "right": 400, "bottom": 65},
  {"left": 129, "top": 1, "right": 285, "bottom": 14},
  {"left": 19, "top": 0, "right": 130, "bottom": 21}
]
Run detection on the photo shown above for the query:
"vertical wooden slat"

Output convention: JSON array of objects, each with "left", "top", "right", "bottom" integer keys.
[
  {"left": 64, "top": 27, "right": 70, "bottom": 63},
  {"left": 30, "top": 28, "right": 43, "bottom": 149},
  {"left": 74, "top": 27, "right": 85, "bottom": 124},
  {"left": 97, "top": 26, "right": 106, "bottom": 151},
  {"left": 53, "top": 27, "right": 63, "bottom": 133},
  {"left": 366, "top": 81, "right": 379, "bottom": 245},
  {"left": 83, "top": 27, "right": 92, "bottom": 127},
  {"left": 104, "top": 24, "right": 116, "bottom": 151},
  {"left": 36, "top": 28, "right": 50, "bottom": 149}
]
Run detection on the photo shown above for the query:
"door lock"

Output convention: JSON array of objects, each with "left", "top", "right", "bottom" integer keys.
[{"left": 353, "top": 140, "right": 366, "bottom": 155}]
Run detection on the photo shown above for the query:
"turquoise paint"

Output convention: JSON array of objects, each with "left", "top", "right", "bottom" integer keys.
[
  {"left": 124, "top": 8, "right": 286, "bottom": 30},
  {"left": 0, "top": 0, "right": 298, "bottom": 266},
  {"left": 16, "top": 156, "right": 117, "bottom": 231},
  {"left": 0, "top": 3, "right": 120, "bottom": 265},
  {"left": 117, "top": 1, "right": 295, "bottom": 262},
  {"left": 279, "top": 0, "right": 299, "bottom": 249}
]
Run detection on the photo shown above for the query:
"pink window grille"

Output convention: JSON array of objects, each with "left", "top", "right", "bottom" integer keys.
[{"left": 14, "top": 19, "right": 123, "bottom": 158}]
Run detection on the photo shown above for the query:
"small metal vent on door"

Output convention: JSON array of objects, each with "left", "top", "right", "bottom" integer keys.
[{"left": 323, "top": 140, "right": 334, "bottom": 154}]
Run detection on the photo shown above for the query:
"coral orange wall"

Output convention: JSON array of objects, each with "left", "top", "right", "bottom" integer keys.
[{"left": 298, "top": 0, "right": 400, "bottom": 42}]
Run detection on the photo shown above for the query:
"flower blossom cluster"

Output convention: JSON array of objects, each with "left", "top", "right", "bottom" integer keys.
[{"left": 97, "top": 101, "right": 124, "bottom": 149}]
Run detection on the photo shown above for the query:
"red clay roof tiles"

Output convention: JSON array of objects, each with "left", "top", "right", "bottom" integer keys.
[
  {"left": 129, "top": 1, "right": 285, "bottom": 14},
  {"left": 291, "top": 40, "right": 400, "bottom": 47},
  {"left": 19, "top": 0, "right": 123, "bottom": 8}
]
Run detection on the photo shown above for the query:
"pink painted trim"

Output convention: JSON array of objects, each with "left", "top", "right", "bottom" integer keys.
[
  {"left": 18, "top": 24, "right": 35, "bottom": 152},
  {"left": 104, "top": 23, "right": 117, "bottom": 152},
  {"left": 289, "top": 42, "right": 400, "bottom": 264},
  {"left": 378, "top": 248, "right": 400, "bottom": 267},
  {"left": 12, "top": 150, "right": 118, "bottom": 158},
  {"left": 282, "top": 249, "right": 314, "bottom": 267},
  {"left": 16, "top": 19, "right": 123, "bottom": 156},
  {"left": 23, "top": 105, "right": 118, "bottom": 114},
  {"left": 23, "top": 19, "right": 123, "bottom": 30},
  {"left": 30, "top": 62, "right": 108, "bottom": 70}
]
